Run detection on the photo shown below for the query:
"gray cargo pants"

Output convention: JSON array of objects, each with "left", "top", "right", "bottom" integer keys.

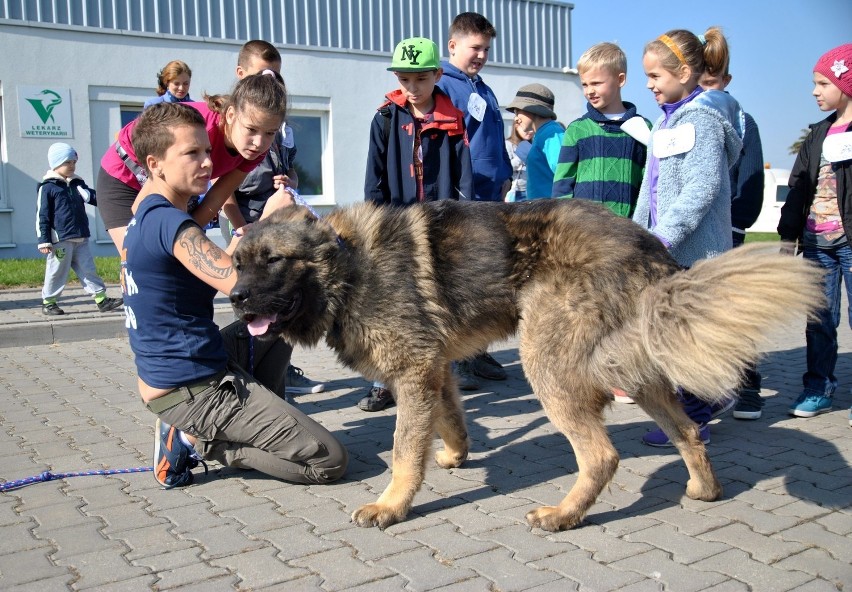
[{"left": 154, "top": 322, "right": 347, "bottom": 484}]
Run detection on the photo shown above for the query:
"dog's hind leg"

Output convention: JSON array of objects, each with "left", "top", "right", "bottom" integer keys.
[
  {"left": 526, "top": 385, "right": 619, "bottom": 531},
  {"left": 434, "top": 363, "right": 470, "bottom": 469},
  {"left": 351, "top": 371, "right": 441, "bottom": 529},
  {"left": 635, "top": 381, "right": 722, "bottom": 501}
]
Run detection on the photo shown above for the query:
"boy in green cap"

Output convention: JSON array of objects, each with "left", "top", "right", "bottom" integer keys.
[
  {"left": 359, "top": 36, "right": 473, "bottom": 412},
  {"left": 365, "top": 36, "right": 472, "bottom": 205}
]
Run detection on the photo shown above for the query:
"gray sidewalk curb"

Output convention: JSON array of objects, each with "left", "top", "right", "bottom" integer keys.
[{"left": 0, "top": 308, "right": 236, "bottom": 347}]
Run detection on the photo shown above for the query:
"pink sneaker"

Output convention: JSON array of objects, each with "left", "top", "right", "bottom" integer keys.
[{"left": 612, "top": 388, "right": 635, "bottom": 404}]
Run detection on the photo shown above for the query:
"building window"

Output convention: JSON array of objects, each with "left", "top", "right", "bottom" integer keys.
[
  {"left": 120, "top": 107, "right": 142, "bottom": 128},
  {"left": 289, "top": 113, "right": 326, "bottom": 198}
]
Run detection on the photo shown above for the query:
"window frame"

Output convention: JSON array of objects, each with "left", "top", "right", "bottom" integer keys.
[{"left": 287, "top": 96, "right": 332, "bottom": 207}]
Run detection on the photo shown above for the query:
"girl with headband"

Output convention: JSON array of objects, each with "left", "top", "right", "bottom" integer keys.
[
  {"left": 631, "top": 27, "right": 746, "bottom": 447},
  {"left": 97, "top": 70, "right": 288, "bottom": 252}
]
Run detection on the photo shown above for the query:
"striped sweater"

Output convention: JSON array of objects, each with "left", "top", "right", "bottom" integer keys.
[{"left": 552, "top": 102, "right": 650, "bottom": 217}]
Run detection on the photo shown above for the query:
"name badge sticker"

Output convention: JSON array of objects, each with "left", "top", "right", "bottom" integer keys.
[
  {"left": 621, "top": 116, "right": 651, "bottom": 146},
  {"left": 468, "top": 93, "right": 487, "bottom": 122},
  {"left": 823, "top": 131, "right": 852, "bottom": 163},
  {"left": 652, "top": 123, "right": 696, "bottom": 158},
  {"left": 281, "top": 124, "right": 295, "bottom": 148}
]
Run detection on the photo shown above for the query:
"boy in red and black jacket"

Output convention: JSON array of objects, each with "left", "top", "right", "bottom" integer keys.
[
  {"left": 364, "top": 36, "right": 473, "bottom": 205},
  {"left": 359, "top": 37, "right": 474, "bottom": 411}
]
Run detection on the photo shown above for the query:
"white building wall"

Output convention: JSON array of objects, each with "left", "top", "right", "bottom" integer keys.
[{"left": 0, "top": 20, "right": 583, "bottom": 258}]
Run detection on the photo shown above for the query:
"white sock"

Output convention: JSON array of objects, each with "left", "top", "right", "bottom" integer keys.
[{"left": 178, "top": 431, "right": 194, "bottom": 449}]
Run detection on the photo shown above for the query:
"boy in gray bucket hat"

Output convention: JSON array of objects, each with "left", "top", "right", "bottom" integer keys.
[{"left": 506, "top": 83, "right": 564, "bottom": 199}]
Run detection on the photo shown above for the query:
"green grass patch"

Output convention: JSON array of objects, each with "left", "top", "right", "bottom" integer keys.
[
  {"left": 744, "top": 232, "right": 780, "bottom": 243},
  {"left": 0, "top": 257, "right": 121, "bottom": 289}
]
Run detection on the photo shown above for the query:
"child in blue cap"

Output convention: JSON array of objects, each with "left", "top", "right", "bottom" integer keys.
[{"left": 36, "top": 142, "right": 123, "bottom": 315}]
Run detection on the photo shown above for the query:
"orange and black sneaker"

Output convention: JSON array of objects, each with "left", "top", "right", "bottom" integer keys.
[{"left": 153, "top": 418, "right": 206, "bottom": 488}]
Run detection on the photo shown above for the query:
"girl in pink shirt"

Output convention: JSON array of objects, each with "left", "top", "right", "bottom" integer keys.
[{"left": 97, "top": 71, "right": 287, "bottom": 251}]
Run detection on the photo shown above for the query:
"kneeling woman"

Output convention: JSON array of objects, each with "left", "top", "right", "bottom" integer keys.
[{"left": 123, "top": 102, "right": 347, "bottom": 487}]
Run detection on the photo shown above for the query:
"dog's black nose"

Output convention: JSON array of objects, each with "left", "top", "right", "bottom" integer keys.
[{"left": 229, "top": 287, "right": 251, "bottom": 308}]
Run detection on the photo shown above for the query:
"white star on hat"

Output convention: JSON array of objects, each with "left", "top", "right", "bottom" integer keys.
[{"left": 830, "top": 59, "right": 848, "bottom": 78}]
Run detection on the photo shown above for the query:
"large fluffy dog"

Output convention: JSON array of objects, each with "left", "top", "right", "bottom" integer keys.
[{"left": 230, "top": 198, "right": 821, "bottom": 531}]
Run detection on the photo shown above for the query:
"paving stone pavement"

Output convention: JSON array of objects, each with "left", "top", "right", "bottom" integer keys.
[{"left": 0, "top": 286, "right": 850, "bottom": 591}]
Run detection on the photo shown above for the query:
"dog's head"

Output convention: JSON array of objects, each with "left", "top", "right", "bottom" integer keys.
[{"left": 230, "top": 206, "right": 343, "bottom": 346}]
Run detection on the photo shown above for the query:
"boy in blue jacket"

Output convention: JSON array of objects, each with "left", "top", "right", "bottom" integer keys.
[
  {"left": 359, "top": 37, "right": 474, "bottom": 412},
  {"left": 36, "top": 143, "right": 123, "bottom": 316},
  {"left": 436, "top": 12, "right": 512, "bottom": 203},
  {"left": 436, "top": 11, "right": 513, "bottom": 385}
]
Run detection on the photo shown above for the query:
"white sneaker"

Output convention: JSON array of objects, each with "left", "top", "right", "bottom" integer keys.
[{"left": 285, "top": 366, "right": 325, "bottom": 394}]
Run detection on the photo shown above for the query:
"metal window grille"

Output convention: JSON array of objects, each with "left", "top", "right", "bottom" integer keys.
[{"left": 1, "top": 0, "right": 572, "bottom": 70}]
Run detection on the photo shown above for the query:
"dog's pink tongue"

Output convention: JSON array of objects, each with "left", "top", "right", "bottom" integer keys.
[{"left": 246, "top": 314, "right": 277, "bottom": 336}]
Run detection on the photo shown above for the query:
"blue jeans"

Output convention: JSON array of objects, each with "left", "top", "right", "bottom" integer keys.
[{"left": 802, "top": 243, "right": 852, "bottom": 396}]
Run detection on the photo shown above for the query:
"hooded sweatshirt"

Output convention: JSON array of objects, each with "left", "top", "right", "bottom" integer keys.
[
  {"left": 436, "top": 61, "right": 512, "bottom": 201},
  {"left": 364, "top": 87, "right": 473, "bottom": 205},
  {"left": 632, "top": 88, "right": 744, "bottom": 266},
  {"left": 552, "top": 101, "right": 650, "bottom": 216}
]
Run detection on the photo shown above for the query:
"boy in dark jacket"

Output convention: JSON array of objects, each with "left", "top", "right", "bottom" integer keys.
[
  {"left": 36, "top": 143, "right": 123, "bottom": 315},
  {"left": 364, "top": 36, "right": 473, "bottom": 205},
  {"left": 359, "top": 36, "right": 473, "bottom": 411}
]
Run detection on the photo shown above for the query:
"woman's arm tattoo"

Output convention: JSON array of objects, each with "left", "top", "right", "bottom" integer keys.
[{"left": 177, "top": 225, "right": 233, "bottom": 280}]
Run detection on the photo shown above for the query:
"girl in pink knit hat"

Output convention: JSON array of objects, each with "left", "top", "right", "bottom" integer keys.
[{"left": 777, "top": 43, "right": 852, "bottom": 424}]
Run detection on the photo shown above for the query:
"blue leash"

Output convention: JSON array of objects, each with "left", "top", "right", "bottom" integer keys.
[{"left": 0, "top": 466, "right": 153, "bottom": 492}]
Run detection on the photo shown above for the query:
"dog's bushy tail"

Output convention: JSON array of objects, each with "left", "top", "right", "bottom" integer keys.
[{"left": 599, "top": 244, "right": 824, "bottom": 403}]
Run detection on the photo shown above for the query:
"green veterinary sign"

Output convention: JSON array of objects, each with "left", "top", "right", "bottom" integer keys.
[{"left": 18, "top": 85, "right": 73, "bottom": 138}]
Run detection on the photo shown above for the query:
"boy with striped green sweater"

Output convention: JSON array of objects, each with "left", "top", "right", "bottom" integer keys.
[{"left": 552, "top": 42, "right": 651, "bottom": 217}]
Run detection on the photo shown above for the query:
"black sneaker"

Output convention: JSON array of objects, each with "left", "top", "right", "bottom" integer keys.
[
  {"left": 733, "top": 388, "right": 764, "bottom": 420},
  {"left": 470, "top": 352, "right": 507, "bottom": 381},
  {"left": 357, "top": 386, "right": 395, "bottom": 412},
  {"left": 97, "top": 297, "right": 124, "bottom": 313},
  {"left": 453, "top": 360, "right": 480, "bottom": 391},
  {"left": 154, "top": 418, "right": 206, "bottom": 488},
  {"left": 710, "top": 395, "right": 736, "bottom": 419},
  {"left": 42, "top": 302, "right": 65, "bottom": 316}
]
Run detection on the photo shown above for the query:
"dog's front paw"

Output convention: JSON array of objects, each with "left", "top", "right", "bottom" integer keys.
[
  {"left": 351, "top": 503, "right": 407, "bottom": 529},
  {"left": 526, "top": 506, "right": 582, "bottom": 532},
  {"left": 686, "top": 478, "right": 723, "bottom": 501},
  {"left": 435, "top": 448, "right": 467, "bottom": 469}
]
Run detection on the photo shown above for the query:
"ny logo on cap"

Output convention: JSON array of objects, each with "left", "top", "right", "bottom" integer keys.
[{"left": 400, "top": 44, "right": 423, "bottom": 65}]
